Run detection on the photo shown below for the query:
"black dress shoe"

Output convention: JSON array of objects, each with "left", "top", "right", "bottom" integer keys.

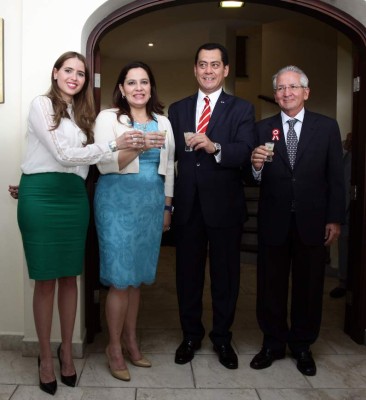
[
  {"left": 213, "top": 344, "right": 238, "bottom": 369},
  {"left": 38, "top": 356, "right": 57, "bottom": 396},
  {"left": 329, "top": 287, "right": 346, "bottom": 298},
  {"left": 294, "top": 350, "right": 316, "bottom": 376},
  {"left": 175, "top": 340, "right": 201, "bottom": 364},
  {"left": 57, "top": 344, "right": 77, "bottom": 387},
  {"left": 250, "top": 348, "right": 285, "bottom": 370}
]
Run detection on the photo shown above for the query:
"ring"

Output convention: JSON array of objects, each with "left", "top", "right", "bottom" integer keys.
[{"left": 167, "top": 226, "right": 170, "bottom": 231}]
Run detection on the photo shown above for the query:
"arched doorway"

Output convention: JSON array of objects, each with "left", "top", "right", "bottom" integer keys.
[{"left": 84, "top": 0, "right": 366, "bottom": 345}]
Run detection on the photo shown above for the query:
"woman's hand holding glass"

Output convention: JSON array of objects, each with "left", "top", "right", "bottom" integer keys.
[
  {"left": 116, "top": 130, "right": 145, "bottom": 150},
  {"left": 144, "top": 131, "right": 166, "bottom": 150}
]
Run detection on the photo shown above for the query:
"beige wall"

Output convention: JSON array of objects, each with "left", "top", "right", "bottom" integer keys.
[{"left": 261, "top": 16, "right": 338, "bottom": 120}]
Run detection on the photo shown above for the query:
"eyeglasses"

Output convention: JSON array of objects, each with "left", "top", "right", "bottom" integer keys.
[{"left": 274, "top": 85, "right": 306, "bottom": 93}]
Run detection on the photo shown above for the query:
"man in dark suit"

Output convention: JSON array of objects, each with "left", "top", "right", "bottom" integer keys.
[
  {"left": 168, "top": 43, "right": 255, "bottom": 369},
  {"left": 250, "top": 65, "right": 345, "bottom": 376}
]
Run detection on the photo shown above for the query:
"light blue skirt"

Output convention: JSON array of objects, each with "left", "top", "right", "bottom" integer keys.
[{"left": 94, "top": 148, "right": 165, "bottom": 289}]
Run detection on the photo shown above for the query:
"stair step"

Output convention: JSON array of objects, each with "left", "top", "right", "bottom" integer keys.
[
  {"left": 241, "top": 243, "right": 258, "bottom": 253},
  {"left": 243, "top": 226, "right": 257, "bottom": 234}
]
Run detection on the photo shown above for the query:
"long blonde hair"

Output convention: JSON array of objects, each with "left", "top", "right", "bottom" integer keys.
[{"left": 47, "top": 51, "right": 96, "bottom": 144}]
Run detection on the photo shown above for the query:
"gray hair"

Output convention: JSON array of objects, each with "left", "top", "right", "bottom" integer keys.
[{"left": 272, "top": 65, "right": 309, "bottom": 90}]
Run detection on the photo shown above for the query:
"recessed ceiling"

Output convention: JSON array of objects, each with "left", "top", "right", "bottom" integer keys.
[{"left": 100, "top": 2, "right": 299, "bottom": 62}]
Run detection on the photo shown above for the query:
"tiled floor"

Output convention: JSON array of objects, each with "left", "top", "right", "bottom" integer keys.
[{"left": 1, "top": 246, "right": 366, "bottom": 399}]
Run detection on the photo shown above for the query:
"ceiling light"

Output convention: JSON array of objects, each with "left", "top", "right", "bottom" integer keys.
[
  {"left": 219, "top": 1, "right": 244, "bottom": 8},
  {"left": 148, "top": 42, "right": 154, "bottom": 47}
]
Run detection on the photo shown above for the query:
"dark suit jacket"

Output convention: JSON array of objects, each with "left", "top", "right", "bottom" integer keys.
[
  {"left": 256, "top": 110, "right": 345, "bottom": 246},
  {"left": 168, "top": 91, "right": 255, "bottom": 228}
]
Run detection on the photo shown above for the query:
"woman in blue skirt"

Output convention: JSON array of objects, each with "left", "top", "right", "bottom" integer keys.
[
  {"left": 15, "top": 52, "right": 144, "bottom": 395},
  {"left": 94, "top": 62, "right": 175, "bottom": 381}
]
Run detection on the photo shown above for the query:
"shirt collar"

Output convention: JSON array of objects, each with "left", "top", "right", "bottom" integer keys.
[
  {"left": 281, "top": 108, "right": 305, "bottom": 125},
  {"left": 198, "top": 88, "right": 222, "bottom": 105}
]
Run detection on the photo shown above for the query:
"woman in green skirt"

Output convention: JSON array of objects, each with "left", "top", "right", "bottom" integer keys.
[{"left": 14, "top": 51, "right": 145, "bottom": 396}]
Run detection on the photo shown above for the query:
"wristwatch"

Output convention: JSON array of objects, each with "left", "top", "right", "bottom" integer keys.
[
  {"left": 164, "top": 205, "right": 174, "bottom": 214},
  {"left": 213, "top": 142, "right": 221, "bottom": 155},
  {"left": 108, "top": 140, "right": 118, "bottom": 152}
]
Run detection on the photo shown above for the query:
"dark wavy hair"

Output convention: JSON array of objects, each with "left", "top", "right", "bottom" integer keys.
[
  {"left": 47, "top": 51, "right": 96, "bottom": 143},
  {"left": 112, "top": 61, "right": 164, "bottom": 123}
]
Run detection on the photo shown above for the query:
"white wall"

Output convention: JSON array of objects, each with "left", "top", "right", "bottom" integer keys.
[
  {"left": 0, "top": 0, "right": 108, "bottom": 347},
  {"left": 0, "top": 0, "right": 364, "bottom": 345}
]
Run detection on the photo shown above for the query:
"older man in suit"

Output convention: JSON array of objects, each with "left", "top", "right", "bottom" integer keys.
[
  {"left": 168, "top": 43, "right": 255, "bottom": 369},
  {"left": 250, "top": 66, "right": 345, "bottom": 376}
]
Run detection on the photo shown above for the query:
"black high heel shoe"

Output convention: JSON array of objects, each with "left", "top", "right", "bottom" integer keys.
[
  {"left": 38, "top": 356, "right": 57, "bottom": 395},
  {"left": 57, "top": 344, "right": 77, "bottom": 387}
]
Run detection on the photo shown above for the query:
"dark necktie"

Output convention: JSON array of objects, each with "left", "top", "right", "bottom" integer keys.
[
  {"left": 287, "top": 119, "right": 298, "bottom": 168},
  {"left": 197, "top": 96, "right": 211, "bottom": 134}
]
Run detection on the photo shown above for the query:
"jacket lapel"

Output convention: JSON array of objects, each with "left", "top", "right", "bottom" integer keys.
[
  {"left": 268, "top": 114, "right": 290, "bottom": 168},
  {"left": 204, "top": 91, "right": 230, "bottom": 138},
  {"left": 294, "top": 110, "right": 317, "bottom": 167},
  {"left": 188, "top": 93, "right": 198, "bottom": 133}
]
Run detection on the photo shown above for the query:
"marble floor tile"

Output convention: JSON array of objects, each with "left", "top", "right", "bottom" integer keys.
[
  {"left": 0, "top": 385, "right": 16, "bottom": 400},
  {"left": 319, "top": 329, "right": 366, "bottom": 355},
  {"left": 0, "top": 351, "right": 85, "bottom": 386},
  {"left": 139, "top": 329, "right": 216, "bottom": 355},
  {"left": 79, "top": 353, "right": 194, "bottom": 388},
  {"left": 257, "top": 388, "right": 366, "bottom": 400},
  {"left": 192, "top": 355, "right": 310, "bottom": 389},
  {"left": 139, "top": 329, "right": 182, "bottom": 354},
  {"left": 137, "top": 388, "right": 260, "bottom": 400},
  {"left": 307, "top": 355, "right": 366, "bottom": 388},
  {"left": 10, "top": 385, "right": 135, "bottom": 400},
  {"left": 232, "top": 328, "right": 263, "bottom": 355}
]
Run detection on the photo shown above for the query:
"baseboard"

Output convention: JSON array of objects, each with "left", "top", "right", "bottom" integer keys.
[{"left": 0, "top": 334, "right": 86, "bottom": 358}]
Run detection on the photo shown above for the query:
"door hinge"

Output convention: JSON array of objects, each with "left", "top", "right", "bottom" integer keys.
[
  {"left": 353, "top": 76, "right": 360, "bottom": 92},
  {"left": 350, "top": 185, "right": 357, "bottom": 201},
  {"left": 94, "top": 73, "right": 101, "bottom": 88}
]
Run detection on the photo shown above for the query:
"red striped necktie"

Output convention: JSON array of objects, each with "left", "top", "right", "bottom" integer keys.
[{"left": 197, "top": 96, "right": 211, "bottom": 134}]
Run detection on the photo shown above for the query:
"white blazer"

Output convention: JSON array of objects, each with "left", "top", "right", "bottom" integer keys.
[{"left": 94, "top": 109, "right": 175, "bottom": 197}]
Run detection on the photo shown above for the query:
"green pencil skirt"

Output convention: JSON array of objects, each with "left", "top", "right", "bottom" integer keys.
[{"left": 17, "top": 173, "right": 90, "bottom": 280}]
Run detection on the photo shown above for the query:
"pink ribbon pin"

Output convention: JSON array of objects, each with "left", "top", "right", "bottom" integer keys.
[{"left": 272, "top": 129, "right": 280, "bottom": 141}]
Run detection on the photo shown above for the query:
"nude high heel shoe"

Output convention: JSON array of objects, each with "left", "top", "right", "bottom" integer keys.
[
  {"left": 123, "top": 347, "right": 152, "bottom": 368},
  {"left": 105, "top": 347, "right": 131, "bottom": 381}
]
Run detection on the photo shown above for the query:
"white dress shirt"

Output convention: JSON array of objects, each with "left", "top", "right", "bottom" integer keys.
[{"left": 196, "top": 88, "right": 222, "bottom": 162}]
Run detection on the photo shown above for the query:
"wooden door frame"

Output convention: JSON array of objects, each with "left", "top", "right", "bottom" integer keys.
[{"left": 85, "top": 0, "right": 366, "bottom": 344}]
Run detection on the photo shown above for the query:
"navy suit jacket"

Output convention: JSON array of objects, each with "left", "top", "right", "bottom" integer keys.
[
  {"left": 168, "top": 91, "right": 255, "bottom": 228},
  {"left": 256, "top": 109, "right": 345, "bottom": 246}
]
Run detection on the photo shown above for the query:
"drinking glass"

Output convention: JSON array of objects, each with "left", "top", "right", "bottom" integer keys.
[
  {"left": 184, "top": 132, "right": 196, "bottom": 152},
  {"left": 265, "top": 142, "right": 275, "bottom": 162}
]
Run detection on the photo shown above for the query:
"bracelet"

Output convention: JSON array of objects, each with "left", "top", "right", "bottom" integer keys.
[
  {"left": 164, "top": 205, "right": 174, "bottom": 214},
  {"left": 108, "top": 140, "right": 118, "bottom": 152}
]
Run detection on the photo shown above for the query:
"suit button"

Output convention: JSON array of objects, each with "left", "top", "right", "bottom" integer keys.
[
  {"left": 292, "top": 178, "right": 296, "bottom": 182},
  {"left": 196, "top": 163, "right": 200, "bottom": 167}
]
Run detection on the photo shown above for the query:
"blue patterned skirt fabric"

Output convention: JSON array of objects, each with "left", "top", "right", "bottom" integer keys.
[{"left": 94, "top": 121, "right": 165, "bottom": 289}]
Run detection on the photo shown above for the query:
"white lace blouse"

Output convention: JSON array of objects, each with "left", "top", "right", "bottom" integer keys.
[{"left": 21, "top": 96, "right": 113, "bottom": 179}]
